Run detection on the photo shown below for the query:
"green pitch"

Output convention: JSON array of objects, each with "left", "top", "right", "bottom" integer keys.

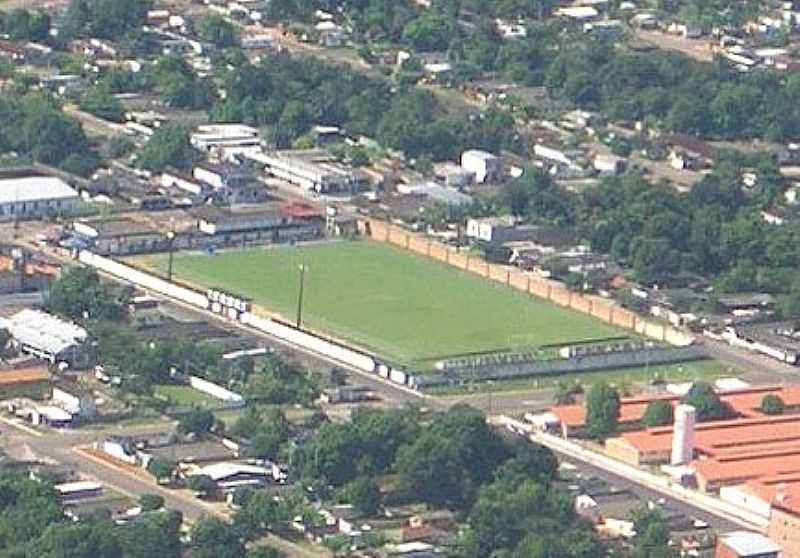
[{"left": 141, "top": 241, "right": 623, "bottom": 364}]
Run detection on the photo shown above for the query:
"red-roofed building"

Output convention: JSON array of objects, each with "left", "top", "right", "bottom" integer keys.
[
  {"left": 280, "top": 201, "right": 322, "bottom": 219},
  {"left": 551, "top": 384, "right": 800, "bottom": 436}
]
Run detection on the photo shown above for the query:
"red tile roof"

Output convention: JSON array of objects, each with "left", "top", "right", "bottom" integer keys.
[
  {"left": 550, "top": 385, "right": 800, "bottom": 429},
  {"left": 0, "top": 366, "right": 51, "bottom": 386}
]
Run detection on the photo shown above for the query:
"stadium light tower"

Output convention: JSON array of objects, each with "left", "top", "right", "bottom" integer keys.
[{"left": 296, "top": 263, "right": 308, "bottom": 328}]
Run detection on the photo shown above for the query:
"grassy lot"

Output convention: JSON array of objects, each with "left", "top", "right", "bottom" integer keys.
[
  {"left": 138, "top": 241, "right": 623, "bottom": 365},
  {"left": 154, "top": 384, "right": 217, "bottom": 407},
  {"left": 431, "top": 359, "right": 739, "bottom": 396}
]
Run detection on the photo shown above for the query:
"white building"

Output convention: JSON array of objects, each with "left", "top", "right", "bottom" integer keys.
[
  {"left": 465, "top": 216, "right": 517, "bottom": 243},
  {"left": 1, "top": 309, "right": 88, "bottom": 367},
  {"left": 52, "top": 385, "right": 97, "bottom": 420},
  {"left": 188, "top": 376, "right": 244, "bottom": 407},
  {"left": 190, "top": 124, "right": 261, "bottom": 152},
  {"left": 461, "top": 150, "right": 500, "bottom": 184},
  {"left": 0, "top": 176, "right": 79, "bottom": 218}
]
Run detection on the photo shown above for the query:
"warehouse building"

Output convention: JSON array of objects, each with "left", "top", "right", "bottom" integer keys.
[
  {"left": 0, "top": 174, "right": 79, "bottom": 219},
  {"left": 190, "top": 124, "right": 261, "bottom": 152},
  {"left": 245, "top": 150, "right": 357, "bottom": 194},
  {"left": 1, "top": 309, "right": 89, "bottom": 367}
]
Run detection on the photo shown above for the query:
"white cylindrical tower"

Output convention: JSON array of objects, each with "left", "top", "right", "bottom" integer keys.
[{"left": 671, "top": 404, "right": 696, "bottom": 466}]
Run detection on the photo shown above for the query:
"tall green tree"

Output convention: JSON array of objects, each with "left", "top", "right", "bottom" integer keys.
[{"left": 585, "top": 382, "right": 620, "bottom": 438}]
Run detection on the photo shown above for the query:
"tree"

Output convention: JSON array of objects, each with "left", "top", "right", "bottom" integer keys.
[
  {"left": 629, "top": 508, "right": 678, "bottom": 558},
  {"left": 396, "top": 405, "right": 508, "bottom": 509},
  {"left": 120, "top": 510, "right": 182, "bottom": 558},
  {"left": 2, "top": 9, "right": 51, "bottom": 41},
  {"left": 232, "top": 490, "right": 278, "bottom": 540},
  {"left": 250, "top": 409, "right": 290, "bottom": 459},
  {"left": 197, "top": 15, "right": 237, "bottom": 48},
  {"left": 138, "top": 493, "right": 164, "bottom": 512},
  {"left": 46, "top": 267, "right": 125, "bottom": 322},
  {"left": 343, "top": 476, "right": 381, "bottom": 516},
  {"left": 553, "top": 380, "right": 583, "bottom": 405},
  {"left": 761, "top": 394, "right": 785, "bottom": 416},
  {"left": 138, "top": 124, "right": 193, "bottom": 172},
  {"left": 189, "top": 517, "right": 245, "bottom": 558},
  {"left": 585, "top": 382, "right": 620, "bottom": 438},
  {"left": 63, "top": 0, "right": 151, "bottom": 40},
  {"left": 643, "top": 400, "right": 674, "bottom": 428},
  {"left": 186, "top": 474, "right": 216, "bottom": 498},
  {"left": 247, "top": 547, "right": 280, "bottom": 558},
  {"left": 178, "top": 407, "right": 215, "bottom": 435},
  {"left": 79, "top": 88, "right": 124, "bottom": 122},
  {"left": 146, "top": 458, "right": 176, "bottom": 482},
  {"left": 682, "top": 382, "right": 731, "bottom": 422},
  {"left": 36, "top": 519, "right": 122, "bottom": 558}
]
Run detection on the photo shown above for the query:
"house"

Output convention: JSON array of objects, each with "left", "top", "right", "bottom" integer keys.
[
  {"left": 188, "top": 462, "right": 272, "bottom": 492},
  {"left": 715, "top": 531, "right": 780, "bottom": 558},
  {"left": 0, "top": 174, "right": 79, "bottom": 219},
  {"left": 434, "top": 163, "right": 475, "bottom": 188},
  {"left": 555, "top": 6, "right": 599, "bottom": 21},
  {"left": 97, "top": 437, "right": 138, "bottom": 465},
  {"left": 72, "top": 217, "right": 171, "bottom": 256},
  {"left": 0, "top": 366, "right": 51, "bottom": 400},
  {"left": 315, "top": 21, "right": 347, "bottom": 47},
  {"left": 396, "top": 182, "right": 473, "bottom": 206},
  {"left": 761, "top": 208, "right": 786, "bottom": 226},
  {"left": 192, "top": 163, "right": 268, "bottom": 205},
  {"left": 662, "top": 134, "right": 714, "bottom": 170},
  {"left": 594, "top": 155, "right": 627, "bottom": 176},
  {"left": 52, "top": 384, "right": 96, "bottom": 421},
  {"left": 465, "top": 217, "right": 576, "bottom": 247},
  {"left": 55, "top": 481, "right": 103, "bottom": 503},
  {"left": 461, "top": 150, "right": 500, "bottom": 184},
  {"left": 1, "top": 309, "right": 88, "bottom": 367}
]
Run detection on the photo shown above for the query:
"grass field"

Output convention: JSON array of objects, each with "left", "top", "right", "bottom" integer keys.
[
  {"left": 430, "top": 359, "right": 739, "bottom": 396},
  {"left": 139, "top": 241, "right": 623, "bottom": 365},
  {"left": 154, "top": 384, "right": 217, "bottom": 407}
]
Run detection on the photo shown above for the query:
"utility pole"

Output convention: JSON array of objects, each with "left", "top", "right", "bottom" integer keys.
[{"left": 296, "top": 263, "right": 307, "bottom": 328}]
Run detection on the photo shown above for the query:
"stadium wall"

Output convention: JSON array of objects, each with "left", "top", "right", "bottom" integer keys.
[{"left": 359, "top": 219, "right": 695, "bottom": 347}]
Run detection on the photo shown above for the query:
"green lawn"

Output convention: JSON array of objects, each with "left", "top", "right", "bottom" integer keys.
[
  {"left": 154, "top": 384, "right": 217, "bottom": 407},
  {"left": 139, "top": 241, "right": 623, "bottom": 364},
  {"left": 430, "top": 359, "right": 739, "bottom": 396}
]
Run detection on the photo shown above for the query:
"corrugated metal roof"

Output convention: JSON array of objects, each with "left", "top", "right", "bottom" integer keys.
[
  {"left": 719, "top": 531, "right": 781, "bottom": 556},
  {"left": 2, "top": 309, "right": 87, "bottom": 356},
  {"left": 0, "top": 176, "right": 78, "bottom": 205}
]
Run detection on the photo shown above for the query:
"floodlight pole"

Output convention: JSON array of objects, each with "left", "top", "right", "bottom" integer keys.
[
  {"left": 166, "top": 230, "right": 176, "bottom": 282},
  {"left": 296, "top": 264, "right": 307, "bottom": 329}
]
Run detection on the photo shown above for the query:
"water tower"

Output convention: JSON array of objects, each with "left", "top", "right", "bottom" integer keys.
[{"left": 671, "top": 404, "right": 696, "bottom": 466}]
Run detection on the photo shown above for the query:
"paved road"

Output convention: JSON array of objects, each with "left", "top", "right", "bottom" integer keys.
[
  {"left": 549, "top": 447, "right": 742, "bottom": 533},
  {"left": 702, "top": 338, "right": 800, "bottom": 384}
]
